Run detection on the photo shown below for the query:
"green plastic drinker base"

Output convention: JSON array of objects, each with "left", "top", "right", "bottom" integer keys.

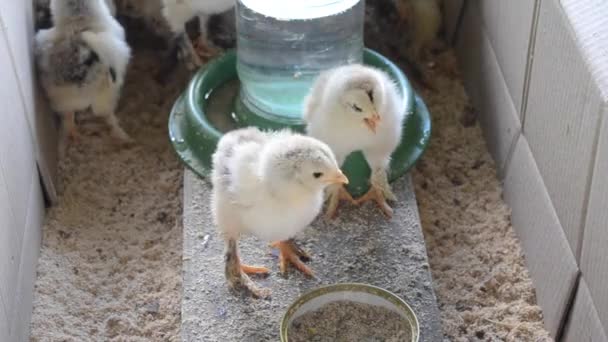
[{"left": 168, "top": 48, "right": 431, "bottom": 197}]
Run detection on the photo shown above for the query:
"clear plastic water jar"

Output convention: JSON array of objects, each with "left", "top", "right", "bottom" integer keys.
[{"left": 236, "top": 0, "right": 365, "bottom": 120}]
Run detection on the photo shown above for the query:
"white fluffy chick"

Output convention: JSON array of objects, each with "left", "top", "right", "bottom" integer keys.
[
  {"left": 35, "top": 0, "right": 132, "bottom": 145},
  {"left": 161, "top": 0, "right": 235, "bottom": 69},
  {"left": 304, "top": 64, "right": 406, "bottom": 219},
  {"left": 396, "top": 0, "right": 442, "bottom": 62},
  {"left": 211, "top": 127, "right": 348, "bottom": 298}
]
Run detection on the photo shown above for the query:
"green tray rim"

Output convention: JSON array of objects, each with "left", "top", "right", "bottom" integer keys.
[{"left": 168, "top": 48, "right": 431, "bottom": 196}]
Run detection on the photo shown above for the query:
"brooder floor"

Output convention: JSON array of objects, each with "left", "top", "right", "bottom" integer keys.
[
  {"left": 29, "top": 51, "right": 187, "bottom": 341},
  {"left": 28, "top": 47, "right": 551, "bottom": 341}
]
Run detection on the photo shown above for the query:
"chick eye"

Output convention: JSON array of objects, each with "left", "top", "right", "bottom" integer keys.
[
  {"left": 313, "top": 172, "right": 323, "bottom": 179},
  {"left": 367, "top": 91, "right": 374, "bottom": 103},
  {"left": 352, "top": 104, "right": 362, "bottom": 112}
]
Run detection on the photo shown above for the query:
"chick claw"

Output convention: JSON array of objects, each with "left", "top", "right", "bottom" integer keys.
[
  {"left": 355, "top": 185, "right": 394, "bottom": 218},
  {"left": 270, "top": 240, "right": 314, "bottom": 277},
  {"left": 240, "top": 264, "right": 271, "bottom": 275},
  {"left": 325, "top": 185, "right": 358, "bottom": 220}
]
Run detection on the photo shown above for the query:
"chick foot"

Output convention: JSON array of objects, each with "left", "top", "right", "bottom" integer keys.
[
  {"left": 176, "top": 34, "right": 203, "bottom": 71},
  {"left": 226, "top": 268, "right": 271, "bottom": 299},
  {"left": 355, "top": 184, "right": 394, "bottom": 218},
  {"left": 193, "top": 35, "right": 220, "bottom": 61},
  {"left": 373, "top": 171, "right": 398, "bottom": 203},
  {"left": 225, "top": 239, "right": 271, "bottom": 299},
  {"left": 104, "top": 115, "right": 134, "bottom": 146},
  {"left": 270, "top": 240, "right": 313, "bottom": 277},
  {"left": 325, "top": 184, "right": 357, "bottom": 220},
  {"left": 110, "top": 127, "right": 134, "bottom": 146}
]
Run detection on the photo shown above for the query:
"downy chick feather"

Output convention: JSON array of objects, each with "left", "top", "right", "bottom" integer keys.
[
  {"left": 35, "top": 0, "right": 130, "bottom": 115},
  {"left": 212, "top": 128, "right": 342, "bottom": 242}
]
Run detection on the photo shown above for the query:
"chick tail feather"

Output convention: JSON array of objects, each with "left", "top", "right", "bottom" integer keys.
[{"left": 80, "top": 31, "right": 130, "bottom": 84}]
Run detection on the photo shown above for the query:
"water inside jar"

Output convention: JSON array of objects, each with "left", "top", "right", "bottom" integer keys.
[{"left": 236, "top": 0, "right": 365, "bottom": 120}]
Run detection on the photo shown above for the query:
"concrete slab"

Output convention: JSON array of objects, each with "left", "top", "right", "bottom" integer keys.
[{"left": 181, "top": 170, "right": 442, "bottom": 342}]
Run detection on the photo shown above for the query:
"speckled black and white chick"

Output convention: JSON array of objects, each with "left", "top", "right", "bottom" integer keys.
[
  {"left": 211, "top": 127, "right": 348, "bottom": 298},
  {"left": 304, "top": 64, "right": 406, "bottom": 219},
  {"left": 35, "top": 0, "right": 132, "bottom": 145},
  {"left": 161, "top": 0, "right": 235, "bottom": 70},
  {"left": 35, "top": 0, "right": 116, "bottom": 29}
]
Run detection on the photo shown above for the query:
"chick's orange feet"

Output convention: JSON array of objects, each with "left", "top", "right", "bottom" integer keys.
[
  {"left": 325, "top": 184, "right": 358, "bottom": 220},
  {"left": 355, "top": 184, "right": 394, "bottom": 218},
  {"left": 270, "top": 240, "right": 314, "bottom": 277}
]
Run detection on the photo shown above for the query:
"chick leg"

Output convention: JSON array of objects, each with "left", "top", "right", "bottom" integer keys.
[
  {"left": 355, "top": 182, "right": 394, "bottom": 218},
  {"left": 193, "top": 35, "right": 219, "bottom": 60},
  {"left": 358, "top": 151, "right": 397, "bottom": 218},
  {"left": 63, "top": 111, "right": 80, "bottom": 142},
  {"left": 371, "top": 166, "right": 397, "bottom": 202},
  {"left": 225, "top": 238, "right": 271, "bottom": 299},
  {"left": 176, "top": 32, "right": 203, "bottom": 71},
  {"left": 325, "top": 184, "right": 357, "bottom": 220},
  {"left": 270, "top": 240, "right": 314, "bottom": 277},
  {"left": 324, "top": 153, "right": 356, "bottom": 219},
  {"left": 102, "top": 114, "right": 133, "bottom": 145},
  {"left": 193, "top": 15, "right": 220, "bottom": 60},
  {"left": 92, "top": 87, "right": 133, "bottom": 145}
]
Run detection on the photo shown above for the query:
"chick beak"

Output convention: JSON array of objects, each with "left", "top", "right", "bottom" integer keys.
[
  {"left": 363, "top": 113, "right": 381, "bottom": 133},
  {"left": 326, "top": 169, "right": 349, "bottom": 185}
]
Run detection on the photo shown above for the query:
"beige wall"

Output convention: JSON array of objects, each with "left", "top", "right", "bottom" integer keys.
[
  {"left": 0, "top": 0, "right": 56, "bottom": 340},
  {"left": 447, "top": 0, "right": 608, "bottom": 339}
]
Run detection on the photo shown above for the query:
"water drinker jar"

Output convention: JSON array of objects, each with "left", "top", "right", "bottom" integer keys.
[
  {"left": 236, "top": 0, "right": 364, "bottom": 125},
  {"left": 168, "top": 0, "right": 432, "bottom": 196}
]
